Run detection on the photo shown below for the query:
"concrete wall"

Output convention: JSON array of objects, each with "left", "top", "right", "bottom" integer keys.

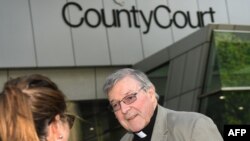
[
  {"left": 0, "top": 67, "right": 123, "bottom": 100},
  {"left": 1, "top": 0, "right": 250, "bottom": 68}
]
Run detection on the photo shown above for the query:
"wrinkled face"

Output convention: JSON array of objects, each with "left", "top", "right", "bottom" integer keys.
[{"left": 108, "top": 76, "right": 157, "bottom": 132}]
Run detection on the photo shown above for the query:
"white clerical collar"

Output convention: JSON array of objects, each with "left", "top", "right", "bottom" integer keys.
[{"left": 135, "top": 131, "right": 147, "bottom": 138}]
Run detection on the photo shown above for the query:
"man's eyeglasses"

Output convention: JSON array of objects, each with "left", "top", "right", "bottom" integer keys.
[{"left": 110, "top": 87, "right": 144, "bottom": 112}]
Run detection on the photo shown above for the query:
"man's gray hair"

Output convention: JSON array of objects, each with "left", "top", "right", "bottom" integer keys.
[{"left": 103, "top": 68, "right": 153, "bottom": 95}]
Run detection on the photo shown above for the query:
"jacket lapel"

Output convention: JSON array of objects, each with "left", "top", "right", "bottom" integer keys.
[{"left": 151, "top": 105, "right": 169, "bottom": 141}]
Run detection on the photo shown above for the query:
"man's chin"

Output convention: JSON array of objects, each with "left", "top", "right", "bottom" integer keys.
[
  {"left": 128, "top": 125, "right": 145, "bottom": 133},
  {"left": 130, "top": 128, "right": 143, "bottom": 133},
  {"left": 121, "top": 118, "right": 145, "bottom": 132}
]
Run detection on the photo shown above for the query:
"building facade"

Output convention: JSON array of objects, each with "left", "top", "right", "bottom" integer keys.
[{"left": 1, "top": 0, "right": 250, "bottom": 140}]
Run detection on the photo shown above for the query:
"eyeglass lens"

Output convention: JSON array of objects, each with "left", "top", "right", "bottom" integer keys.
[
  {"left": 111, "top": 87, "right": 144, "bottom": 112},
  {"left": 111, "top": 93, "right": 137, "bottom": 112}
]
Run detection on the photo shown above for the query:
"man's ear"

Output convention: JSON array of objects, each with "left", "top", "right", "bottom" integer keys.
[
  {"left": 47, "top": 115, "right": 61, "bottom": 141},
  {"left": 147, "top": 85, "right": 156, "bottom": 98}
]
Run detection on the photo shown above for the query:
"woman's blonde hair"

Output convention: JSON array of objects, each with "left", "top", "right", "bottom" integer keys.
[{"left": 0, "top": 74, "right": 66, "bottom": 141}]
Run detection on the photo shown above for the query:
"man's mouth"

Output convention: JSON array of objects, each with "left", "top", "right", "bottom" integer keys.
[{"left": 127, "top": 114, "right": 138, "bottom": 120}]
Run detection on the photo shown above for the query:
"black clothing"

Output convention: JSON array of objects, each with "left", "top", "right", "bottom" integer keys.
[{"left": 132, "top": 107, "right": 158, "bottom": 141}]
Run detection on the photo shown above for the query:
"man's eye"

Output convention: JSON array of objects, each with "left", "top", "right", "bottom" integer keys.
[
  {"left": 125, "top": 94, "right": 136, "bottom": 101},
  {"left": 126, "top": 96, "right": 134, "bottom": 100},
  {"left": 112, "top": 103, "right": 118, "bottom": 108}
]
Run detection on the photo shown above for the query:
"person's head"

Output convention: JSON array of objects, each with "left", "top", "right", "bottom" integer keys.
[
  {"left": 0, "top": 74, "right": 74, "bottom": 141},
  {"left": 103, "top": 68, "right": 158, "bottom": 132}
]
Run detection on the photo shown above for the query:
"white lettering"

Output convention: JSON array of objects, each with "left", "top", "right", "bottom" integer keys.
[
  {"left": 241, "top": 129, "right": 246, "bottom": 136},
  {"left": 235, "top": 129, "right": 241, "bottom": 136},
  {"left": 228, "top": 129, "right": 235, "bottom": 136},
  {"left": 228, "top": 129, "right": 247, "bottom": 136}
]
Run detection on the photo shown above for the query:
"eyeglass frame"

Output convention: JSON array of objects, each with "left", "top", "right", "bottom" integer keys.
[
  {"left": 48, "top": 113, "right": 76, "bottom": 129},
  {"left": 63, "top": 113, "right": 75, "bottom": 129},
  {"left": 109, "top": 86, "right": 145, "bottom": 112}
]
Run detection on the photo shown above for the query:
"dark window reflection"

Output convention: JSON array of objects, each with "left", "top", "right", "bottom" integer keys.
[
  {"left": 147, "top": 64, "right": 169, "bottom": 105},
  {"left": 68, "top": 100, "right": 126, "bottom": 141},
  {"left": 200, "top": 91, "right": 250, "bottom": 136}
]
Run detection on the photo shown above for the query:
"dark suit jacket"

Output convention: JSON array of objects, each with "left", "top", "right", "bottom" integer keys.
[{"left": 120, "top": 105, "right": 223, "bottom": 141}]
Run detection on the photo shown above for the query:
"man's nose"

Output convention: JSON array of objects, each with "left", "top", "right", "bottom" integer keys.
[{"left": 120, "top": 101, "right": 130, "bottom": 113}]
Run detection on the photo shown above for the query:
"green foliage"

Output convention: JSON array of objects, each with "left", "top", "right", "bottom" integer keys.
[
  {"left": 213, "top": 31, "right": 250, "bottom": 87},
  {"left": 201, "top": 31, "right": 250, "bottom": 134}
]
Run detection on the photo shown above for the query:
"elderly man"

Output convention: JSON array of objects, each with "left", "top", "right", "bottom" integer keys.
[{"left": 103, "top": 68, "right": 223, "bottom": 141}]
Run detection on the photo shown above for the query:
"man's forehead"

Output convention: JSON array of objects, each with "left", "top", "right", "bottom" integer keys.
[
  {"left": 115, "top": 76, "right": 139, "bottom": 86},
  {"left": 109, "top": 87, "right": 134, "bottom": 98},
  {"left": 108, "top": 84, "right": 140, "bottom": 102}
]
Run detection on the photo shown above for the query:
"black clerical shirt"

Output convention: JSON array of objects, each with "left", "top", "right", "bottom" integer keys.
[{"left": 132, "top": 106, "right": 158, "bottom": 141}]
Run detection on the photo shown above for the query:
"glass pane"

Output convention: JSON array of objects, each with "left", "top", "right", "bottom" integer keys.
[
  {"left": 204, "top": 31, "right": 250, "bottom": 93},
  {"left": 68, "top": 100, "right": 126, "bottom": 141},
  {"left": 200, "top": 91, "right": 250, "bottom": 135},
  {"left": 147, "top": 64, "right": 169, "bottom": 105}
]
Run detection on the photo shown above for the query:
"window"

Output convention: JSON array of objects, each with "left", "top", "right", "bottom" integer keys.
[
  {"left": 68, "top": 100, "right": 126, "bottom": 141},
  {"left": 200, "top": 30, "right": 250, "bottom": 134},
  {"left": 204, "top": 30, "right": 250, "bottom": 93},
  {"left": 147, "top": 63, "right": 169, "bottom": 105},
  {"left": 200, "top": 91, "right": 250, "bottom": 133}
]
